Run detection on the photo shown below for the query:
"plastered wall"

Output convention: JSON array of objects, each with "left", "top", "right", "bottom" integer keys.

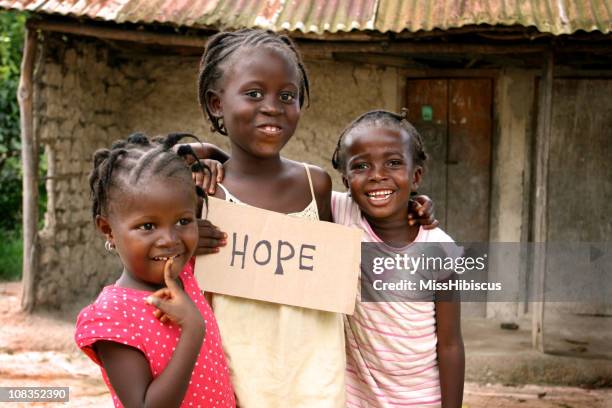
[{"left": 33, "top": 34, "right": 399, "bottom": 308}]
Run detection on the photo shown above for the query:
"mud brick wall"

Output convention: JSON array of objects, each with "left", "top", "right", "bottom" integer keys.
[
  {"left": 33, "top": 34, "right": 397, "bottom": 309},
  {"left": 35, "top": 34, "right": 130, "bottom": 308}
]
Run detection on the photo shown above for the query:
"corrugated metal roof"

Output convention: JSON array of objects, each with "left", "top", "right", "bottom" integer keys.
[
  {"left": 375, "top": 0, "right": 612, "bottom": 34},
  {"left": 0, "top": 0, "right": 609, "bottom": 35}
]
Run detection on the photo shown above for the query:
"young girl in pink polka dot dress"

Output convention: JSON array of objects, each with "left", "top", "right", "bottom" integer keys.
[{"left": 74, "top": 133, "right": 235, "bottom": 408}]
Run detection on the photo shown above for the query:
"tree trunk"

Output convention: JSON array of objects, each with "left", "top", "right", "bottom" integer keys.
[{"left": 18, "top": 27, "right": 39, "bottom": 312}]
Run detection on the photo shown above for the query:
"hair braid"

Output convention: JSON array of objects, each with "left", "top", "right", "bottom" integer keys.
[
  {"left": 197, "top": 29, "right": 310, "bottom": 135},
  {"left": 331, "top": 109, "right": 428, "bottom": 173},
  {"left": 88, "top": 133, "right": 211, "bottom": 220}
]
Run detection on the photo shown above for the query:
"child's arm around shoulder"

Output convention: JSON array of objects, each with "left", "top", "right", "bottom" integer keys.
[
  {"left": 306, "top": 164, "right": 333, "bottom": 222},
  {"left": 187, "top": 142, "right": 229, "bottom": 164}
]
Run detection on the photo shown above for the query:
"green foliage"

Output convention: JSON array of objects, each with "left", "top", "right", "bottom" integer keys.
[
  {"left": 0, "top": 228, "right": 22, "bottom": 281},
  {"left": 0, "top": 11, "right": 26, "bottom": 232},
  {"left": 0, "top": 11, "right": 25, "bottom": 159}
]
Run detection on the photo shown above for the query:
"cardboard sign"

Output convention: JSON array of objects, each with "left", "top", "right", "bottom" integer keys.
[{"left": 195, "top": 197, "right": 361, "bottom": 314}]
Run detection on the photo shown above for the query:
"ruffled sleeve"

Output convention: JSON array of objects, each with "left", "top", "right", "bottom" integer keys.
[{"left": 74, "top": 287, "right": 147, "bottom": 366}]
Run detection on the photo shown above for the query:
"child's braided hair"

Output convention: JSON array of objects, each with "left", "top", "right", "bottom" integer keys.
[
  {"left": 331, "top": 108, "right": 428, "bottom": 173},
  {"left": 197, "top": 28, "right": 310, "bottom": 135},
  {"left": 89, "top": 132, "right": 210, "bottom": 219}
]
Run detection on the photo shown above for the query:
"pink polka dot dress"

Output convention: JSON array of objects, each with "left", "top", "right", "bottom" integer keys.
[{"left": 75, "top": 260, "right": 236, "bottom": 408}]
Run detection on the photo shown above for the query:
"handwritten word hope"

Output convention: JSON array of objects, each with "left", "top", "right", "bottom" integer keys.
[{"left": 229, "top": 232, "right": 317, "bottom": 275}]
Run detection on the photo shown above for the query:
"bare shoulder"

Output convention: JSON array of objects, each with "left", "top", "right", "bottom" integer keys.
[
  {"left": 282, "top": 159, "right": 330, "bottom": 188},
  {"left": 307, "top": 164, "right": 332, "bottom": 221},
  {"left": 281, "top": 159, "right": 332, "bottom": 220},
  {"left": 306, "top": 163, "right": 332, "bottom": 195},
  {"left": 286, "top": 160, "right": 331, "bottom": 194}
]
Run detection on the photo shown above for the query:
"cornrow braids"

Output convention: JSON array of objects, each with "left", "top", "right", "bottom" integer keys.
[
  {"left": 331, "top": 109, "right": 428, "bottom": 173},
  {"left": 197, "top": 28, "right": 310, "bottom": 135},
  {"left": 89, "top": 132, "right": 210, "bottom": 220}
]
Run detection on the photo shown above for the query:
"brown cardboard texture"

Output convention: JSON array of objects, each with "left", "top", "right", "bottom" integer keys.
[{"left": 195, "top": 197, "right": 361, "bottom": 314}]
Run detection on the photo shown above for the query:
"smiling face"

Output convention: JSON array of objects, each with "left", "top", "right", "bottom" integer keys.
[
  {"left": 206, "top": 47, "right": 301, "bottom": 158},
  {"left": 97, "top": 177, "right": 198, "bottom": 287},
  {"left": 342, "top": 126, "right": 422, "bottom": 223}
]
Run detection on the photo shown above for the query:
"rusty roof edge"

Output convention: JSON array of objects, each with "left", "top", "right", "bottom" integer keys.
[
  {"left": 366, "top": 0, "right": 380, "bottom": 31},
  {"left": 0, "top": 0, "right": 610, "bottom": 36},
  {"left": 20, "top": 14, "right": 612, "bottom": 58},
  {"left": 25, "top": 13, "right": 612, "bottom": 47}
]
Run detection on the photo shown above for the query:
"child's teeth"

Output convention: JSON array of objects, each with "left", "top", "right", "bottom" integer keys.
[
  {"left": 154, "top": 254, "right": 180, "bottom": 261},
  {"left": 367, "top": 190, "right": 392, "bottom": 197}
]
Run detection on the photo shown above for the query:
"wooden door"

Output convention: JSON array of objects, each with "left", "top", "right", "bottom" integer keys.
[
  {"left": 547, "top": 79, "right": 612, "bottom": 243},
  {"left": 545, "top": 79, "right": 612, "bottom": 317},
  {"left": 406, "top": 78, "right": 493, "bottom": 317},
  {"left": 405, "top": 78, "right": 493, "bottom": 243}
]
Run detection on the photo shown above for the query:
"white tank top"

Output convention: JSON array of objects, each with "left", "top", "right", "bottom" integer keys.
[{"left": 212, "top": 163, "right": 346, "bottom": 408}]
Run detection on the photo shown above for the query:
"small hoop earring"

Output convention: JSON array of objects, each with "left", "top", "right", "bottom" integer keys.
[
  {"left": 210, "top": 116, "right": 226, "bottom": 134},
  {"left": 105, "top": 240, "right": 115, "bottom": 252}
]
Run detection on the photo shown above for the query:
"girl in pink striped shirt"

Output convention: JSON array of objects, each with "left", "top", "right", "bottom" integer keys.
[{"left": 330, "top": 109, "right": 465, "bottom": 408}]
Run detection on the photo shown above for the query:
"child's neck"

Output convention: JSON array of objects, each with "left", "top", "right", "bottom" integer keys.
[
  {"left": 225, "top": 147, "right": 284, "bottom": 177},
  {"left": 365, "top": 212, "right": 420, "bottom": 247},
  {"left": 116, "top": 269, "right": 172, "bottom": 292}
]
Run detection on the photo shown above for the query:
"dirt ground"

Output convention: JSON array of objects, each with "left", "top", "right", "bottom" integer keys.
[{"left": 1, "top": 281, "right": 610, "bottom": 408}]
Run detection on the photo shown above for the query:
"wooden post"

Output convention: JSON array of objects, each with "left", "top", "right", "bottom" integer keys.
[
  {"left": 27, "top": 19, "right": 555, "bottom": 56},
  {"left": 18, "top": 27, "right": 39, "bottom": 312},
  {"left": 532, "top": 51, "right": 554, "bottom": 351}
]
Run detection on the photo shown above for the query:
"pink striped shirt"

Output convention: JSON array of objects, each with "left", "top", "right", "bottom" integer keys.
[{"left": 332, "top": 192, "right": 457, "bottom": 408}]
